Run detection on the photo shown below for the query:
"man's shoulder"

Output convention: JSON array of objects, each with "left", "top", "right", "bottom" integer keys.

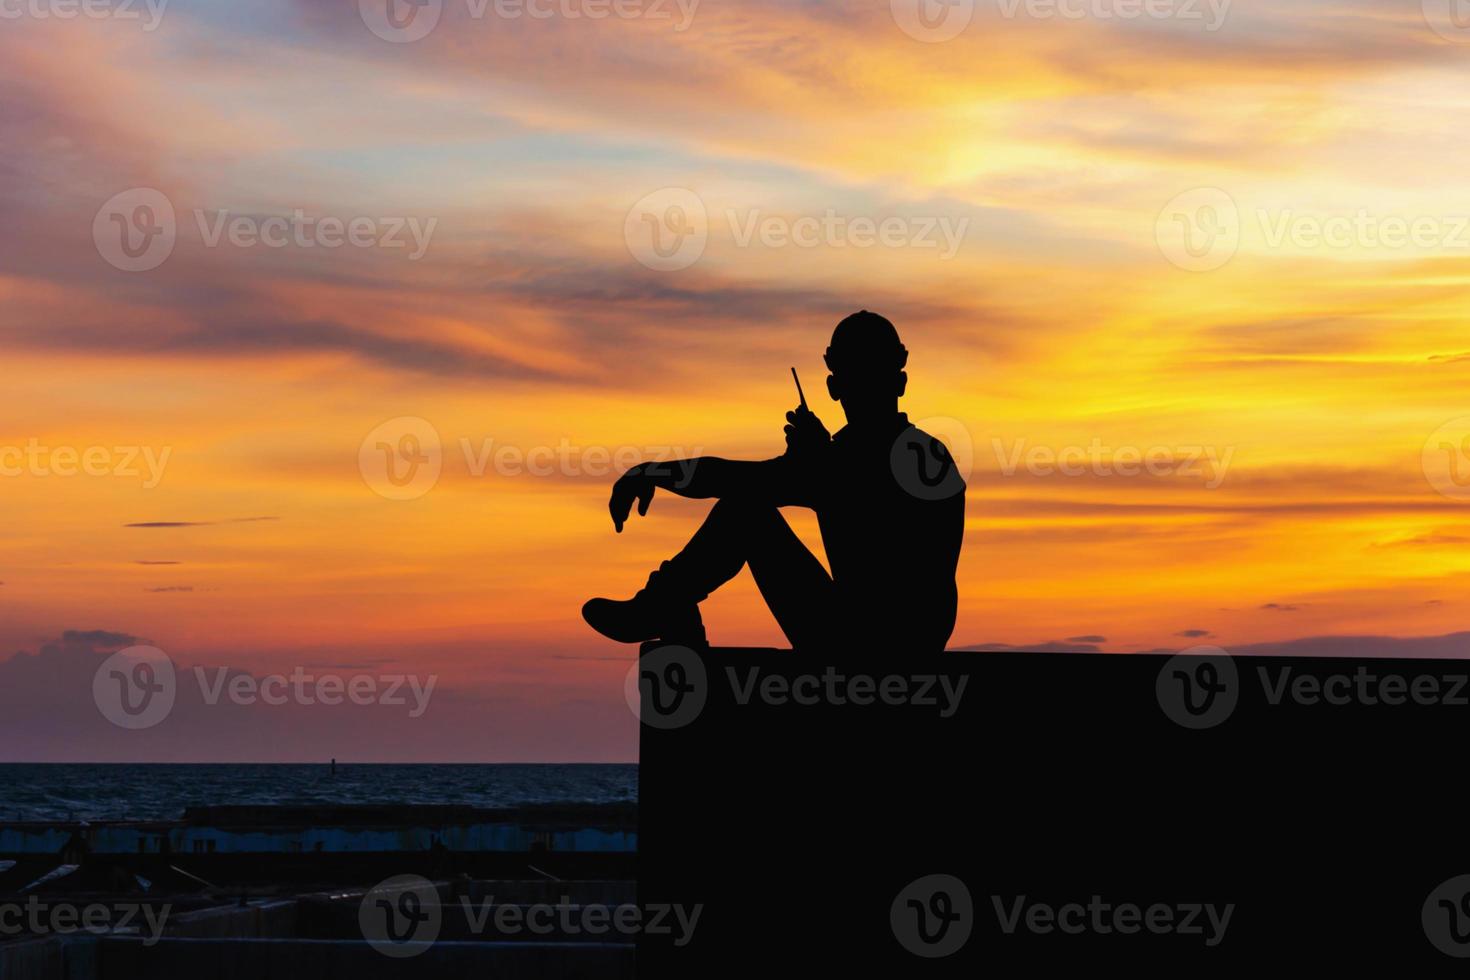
[
  {"left": 830, "top": 413, "right": 916, "bottom": 446},
  {"left": 889, "top": 422, "right": 967, "bottom": 502}
]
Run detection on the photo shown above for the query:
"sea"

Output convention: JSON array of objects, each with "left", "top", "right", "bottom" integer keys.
[{"left": 0, "top": 763, "right": 638, "bottom": 822}]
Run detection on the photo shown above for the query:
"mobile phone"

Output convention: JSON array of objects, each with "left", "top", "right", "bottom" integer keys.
[{"left": 791, "top": 367, "right": 807, "bottom": 411}]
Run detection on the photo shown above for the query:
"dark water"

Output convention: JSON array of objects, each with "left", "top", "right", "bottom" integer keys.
[{"left": 0, "top": 764, "right": 637, "bottom": 822}]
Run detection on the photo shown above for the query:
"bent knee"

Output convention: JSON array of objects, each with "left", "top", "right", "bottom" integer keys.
[{"left": 710, "top": 496, "right": 782, "bottom": 525}]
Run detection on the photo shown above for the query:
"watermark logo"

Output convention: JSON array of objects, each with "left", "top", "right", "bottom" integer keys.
[
  {"left": 624, "top": 645, "right": 707, "bottom": 729},
  {"left": 1156, "top": 646, "right": 1237, "bottom": 729},
  {"left": 891, "top": 874, "right": 973, "bottom": 957},
  {"left": 890, "top": 0, "right": 974, "bottom": 42},
  {"left": 625, "top": 188, "right": 708, "bottom": 272},
  {"left": 1425, "top": 875, "right": 1470, "bottom": 956},
  {"left": 360, "top": 875, "right": 442, "bottom": 957},
  {"left": 360, "top": 0, "right": 442, "bottom": 42},
  {"left": 1423, "top": 417, "right": 1470, "bottom": 502},
  {"left": 360, "top": 417, "right": 443, "bottom": 501},
  {"left": 1423, "top": 0, "right": 1470, "bottom": 43},
  {"left": 93, "top": 645, "right": 176, "bottom": 730},
  {"left": 891, "top": 417, "right": 971, "bottom": 500},
  {"left": 94, "top": 188, "right": 176, "bottom": 273},
  {"left": 1156, "top": 187, "right": 1238, "bottom": 272}
]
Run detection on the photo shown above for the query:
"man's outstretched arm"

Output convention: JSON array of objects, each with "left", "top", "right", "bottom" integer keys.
[
  {"left": 607, "top": 407, "right": 830, "bottom": 532},
  {"left": 608, "top": 458, "right": 777, "bottom": 533}
]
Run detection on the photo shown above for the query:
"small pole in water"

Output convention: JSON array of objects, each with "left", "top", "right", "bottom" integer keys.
[{"left": 330, "top": 758, "right": 336, "bottom": 776}]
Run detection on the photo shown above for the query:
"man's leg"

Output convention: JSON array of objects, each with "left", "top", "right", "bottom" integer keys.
[
  {"left": 666, "top": 497, "right": 833, "bottom": 648},
  {"left": 582, "top": 497, "right": 833, "bottom": 648}
]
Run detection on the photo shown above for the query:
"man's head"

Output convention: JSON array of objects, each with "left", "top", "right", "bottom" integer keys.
[{"left": 824, "top": 310, "right": 908, "bottom": 421}]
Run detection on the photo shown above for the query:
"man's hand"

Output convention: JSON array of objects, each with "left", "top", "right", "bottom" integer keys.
[
  {"left": 784, "top": 405, "right": 831, "bottom": 458},
  {"left": 609, "top": 465, "right": 656, "bottom": 533}
]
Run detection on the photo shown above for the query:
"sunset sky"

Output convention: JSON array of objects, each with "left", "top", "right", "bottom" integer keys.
[{"left": 4, "top": 0, "right": 1470, "bottom": 760}]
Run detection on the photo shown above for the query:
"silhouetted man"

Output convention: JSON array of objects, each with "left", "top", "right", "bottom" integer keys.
[{"left": 582, "top": 311, "right": 965, "bottom": 653}]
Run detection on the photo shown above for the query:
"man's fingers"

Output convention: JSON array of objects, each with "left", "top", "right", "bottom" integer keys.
[
  {"left": 609, "top": 490, "right": 630, "bottom": 533},
  {"left": 789, "top": 408, "right": 825, "bottom": 429},
  {"left": 609, "top": 474, "right": 652, "bottom": 531}
]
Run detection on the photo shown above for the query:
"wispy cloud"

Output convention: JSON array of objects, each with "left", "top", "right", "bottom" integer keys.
[{"left": 124, "top": 518, "right": 278, "bottom": 528}]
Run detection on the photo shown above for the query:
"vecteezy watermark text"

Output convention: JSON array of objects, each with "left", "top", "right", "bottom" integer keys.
[
  {"left": 92, "top": 645, "right": 438, "bottom": 730},
  {"left": 1157, "top": 649, "right": 1470, "bottom": 730},
  {"left": 93, "top": 188, "right": 437, "bottom": 272},
  {"left": 0, "top": 898, "right": 170, "bottom": 946},
  {"left": 626, "top": 648, "right": 970, "bottom": 731},
  {"left": 459, "top": 438, "right": 701, "bottom": 481},
  {"left": 727, "top": 666, "right": 968, "bottom": 717},
  {"left": 992, "top": 895, "right": 1234, "bottom": 946},
  {"left": 624, "top": 189, "right": 970, "bottom": 272},
  {"left": 0, "top": 0, "right": 167, "bottom": 30},
  {"left": 357, "top": 874, "right": 700, "bottom": 958},
  {"left": 0, "top": 440, "right": 170, "bottom": 488},
  {"left": 458, "top": 896, "right": 700, "bottom": 945},
  {"left": 891, "top": 879, "right": 1234, "bottom": 955},
  {"left": 1258, "top": 665, "right": 1469, "bottom": 707},
  {"left": 193, "top": 666, "right": 436, "bottom": 717},
  {"left": 193, "top": 210, "right": 436, "bottom": 260},
  {"left": 1158, "top": 188, "right": 1470, "bottom": 271},
  {"left": 359, "top": 415, "right": 705, "bottom": 501},
  {"left": 890, "top": 0, "right": 1229, "bottom": 43},
  {"left": 726, "top": 209, "right": 969, "bottom": 259},
  {"left": 992, "top": 438, "right": 1234, "bottom": 488},
  {"left": 997, "top": 0, "right": 1228, "bottom": 28},
  {"left": 358, "top": 0, "right": 699, "bottom": 43}
]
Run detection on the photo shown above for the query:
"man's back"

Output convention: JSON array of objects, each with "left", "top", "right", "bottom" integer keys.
[{"left": 814, "top": 414, "right": 965, "bottom": 651}]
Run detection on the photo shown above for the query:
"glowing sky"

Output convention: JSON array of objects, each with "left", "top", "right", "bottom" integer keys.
[{"left": 4, "top": 0, "right": 1470, "bottom": 759}]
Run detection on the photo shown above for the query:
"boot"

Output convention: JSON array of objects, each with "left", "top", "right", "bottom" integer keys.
[{"left": 582, "top": 562, "right": 708, "bottom": 648}]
